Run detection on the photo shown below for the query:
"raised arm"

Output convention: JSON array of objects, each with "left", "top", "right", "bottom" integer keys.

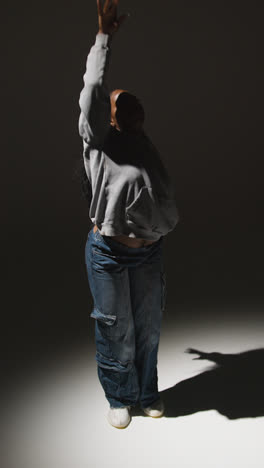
[{"left": 78, "top": 0, "right": 127, "bottom": 147}]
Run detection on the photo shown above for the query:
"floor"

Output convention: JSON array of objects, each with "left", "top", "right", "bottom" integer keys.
[{"left": 3, "top": 304, "right": 264, "bottom": 468}]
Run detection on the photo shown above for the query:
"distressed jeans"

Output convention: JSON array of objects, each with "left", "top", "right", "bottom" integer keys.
[{"left": 85, "top": 226, "right": 167, "bottom": 409}]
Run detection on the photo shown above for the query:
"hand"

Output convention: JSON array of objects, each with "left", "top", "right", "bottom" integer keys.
[
  {"left": 185, "top": 348, "right": 205, "bottom": 360},
  {"left": 97, "top": 0, "right": 127, "bottom": 36}
]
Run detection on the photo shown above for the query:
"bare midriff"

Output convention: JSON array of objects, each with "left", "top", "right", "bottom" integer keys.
[{"left": 93, "top": 224, "right": 157, "bottom": 248}]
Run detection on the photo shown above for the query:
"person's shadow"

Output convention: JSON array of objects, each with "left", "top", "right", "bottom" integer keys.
[{"left": 158, "top": 348, "right": 264, "bottom": 419}]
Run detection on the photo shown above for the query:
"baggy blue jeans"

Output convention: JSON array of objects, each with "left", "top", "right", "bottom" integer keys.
[{"left": 85, "top": 226, "right": 166, "bottom": 409}]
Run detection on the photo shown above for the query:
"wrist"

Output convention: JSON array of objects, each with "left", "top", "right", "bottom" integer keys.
[{"left": 98, "top": 28, "right": 113, "bottom": 36}]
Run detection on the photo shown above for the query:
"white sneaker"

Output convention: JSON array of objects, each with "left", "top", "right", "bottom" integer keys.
[
  {"left": 107, "top": 406, "right": 131, "bottom": 429},
  {"left": 143, "top": 399, "right": 165, "bottom": 418}
]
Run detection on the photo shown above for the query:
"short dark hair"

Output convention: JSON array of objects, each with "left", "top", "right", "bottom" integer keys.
[{"left": 115, "top": 92, "right": 145, "bottom": 131}]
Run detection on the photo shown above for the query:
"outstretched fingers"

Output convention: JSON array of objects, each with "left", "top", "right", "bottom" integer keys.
[
  {"left": 117, "top": 12, "right": 127, "bottom": 28},
  {"left": 185, "top": 348, "right": 204, "bottom": 357},
  {"left": 97, "top": 0, "right": 103, "bottom": 16},
  {"left": 103, "top": 0, "right": 115, "bottom": 13},
  {"left": 97, "top": 0, "right": 126, "bottom": 35}
]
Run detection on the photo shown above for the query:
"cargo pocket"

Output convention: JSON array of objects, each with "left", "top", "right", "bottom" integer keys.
[
  {"left": 90, "top": 306, "right": 117, "bottom": 338},
  {"left": 161, "top": 271, "right": 167, "bottom": 313}
]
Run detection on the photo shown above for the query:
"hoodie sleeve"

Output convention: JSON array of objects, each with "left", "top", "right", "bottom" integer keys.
[{"left": 78, "top": 33, "right": 111, "bottom": 148}]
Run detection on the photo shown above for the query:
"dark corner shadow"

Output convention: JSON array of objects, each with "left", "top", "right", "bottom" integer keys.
[{"left": 159, "top": 348, "right": 264, "bottom": 420}]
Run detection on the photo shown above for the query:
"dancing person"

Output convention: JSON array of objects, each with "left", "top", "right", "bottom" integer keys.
[{"left": 78, "top": 0, "right": 179, "bottom": 428}]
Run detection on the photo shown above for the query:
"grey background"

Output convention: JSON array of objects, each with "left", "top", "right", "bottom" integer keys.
[{"left": 2, "top": 2, "right": 263, "bottom": 384}]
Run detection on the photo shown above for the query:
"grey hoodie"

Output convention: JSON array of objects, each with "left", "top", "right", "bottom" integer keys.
[{"left": 78, "top": 33, "right": 179, "bottom": 241}]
